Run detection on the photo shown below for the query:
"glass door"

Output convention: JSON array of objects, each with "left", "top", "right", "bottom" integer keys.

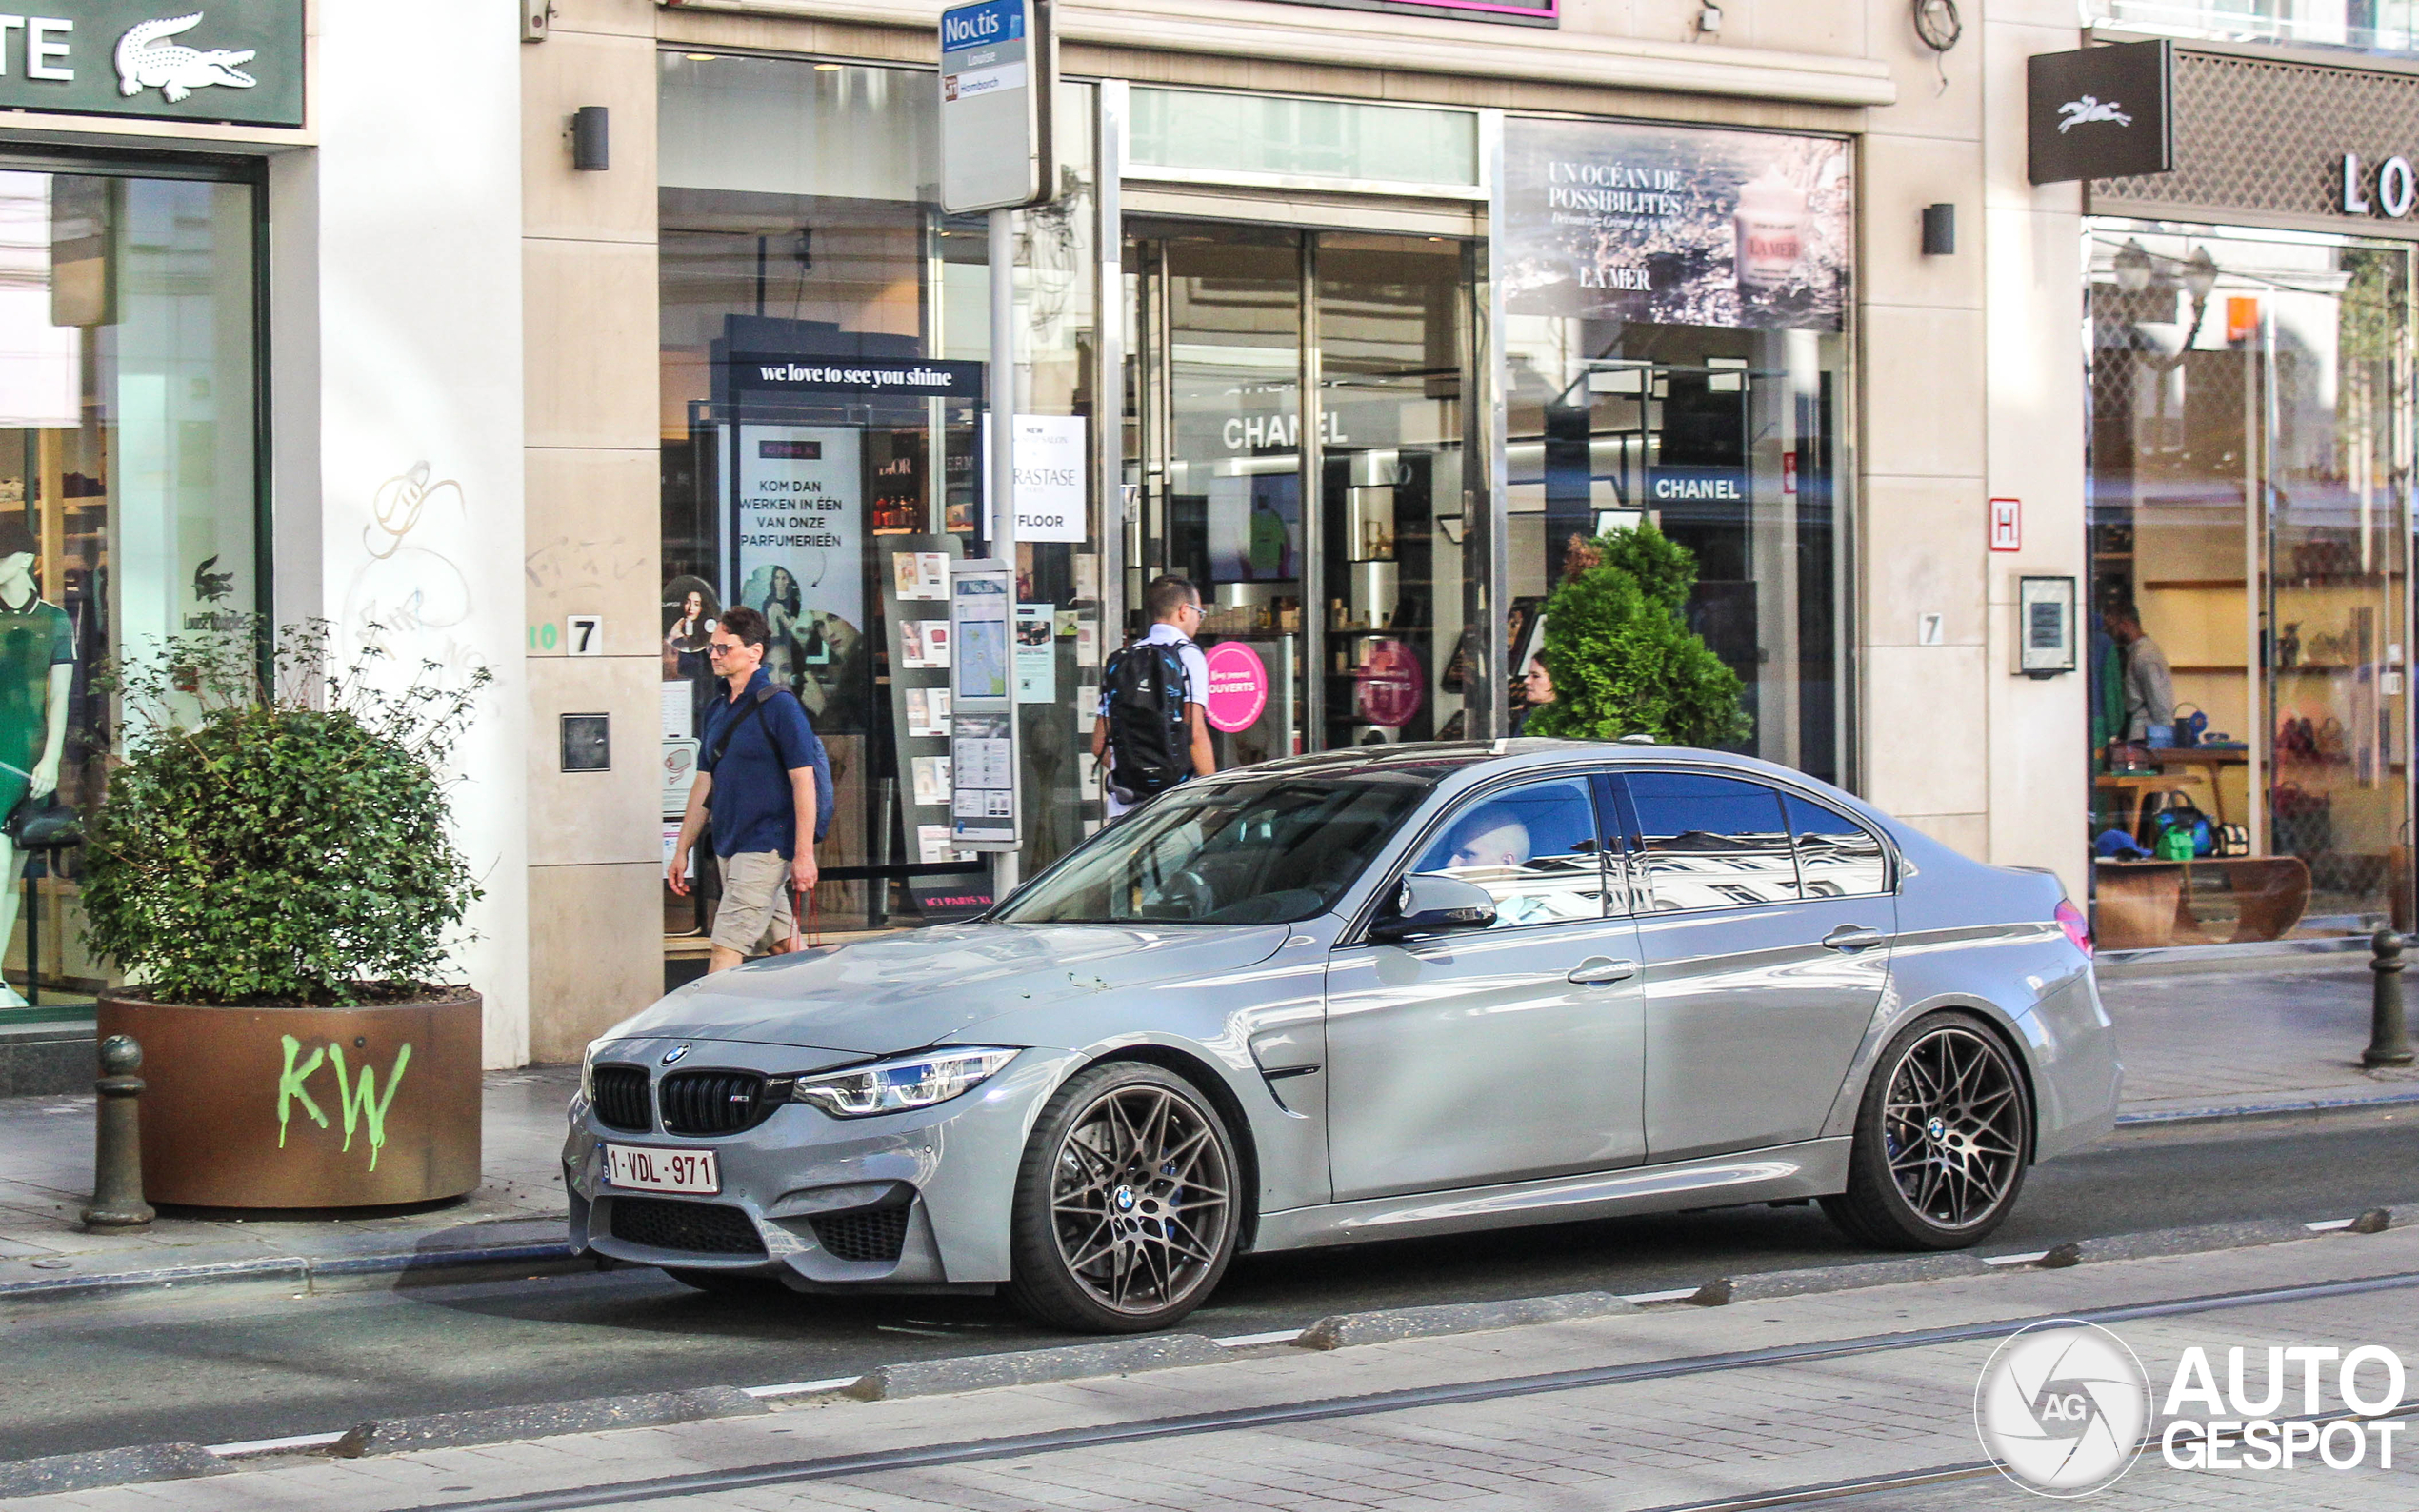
[
  {"left": 2086, "top": 227, "right": 2413, "bottom": 945},
  {"left": 1124, "top": 221, "right": 1475, "bottom": 761}
]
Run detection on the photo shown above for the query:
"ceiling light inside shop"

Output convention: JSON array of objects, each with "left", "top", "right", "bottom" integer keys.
[
  {"left": 683, "top": 52, "right": 716, "bottom": 60},
  {"left": 815, "top": 62, "right": 844, "bottom": 70}
]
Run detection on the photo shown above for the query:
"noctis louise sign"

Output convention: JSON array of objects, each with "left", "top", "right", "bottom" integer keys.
[{"left": 0, "top": 2, "right": 301, "bottom": 127}]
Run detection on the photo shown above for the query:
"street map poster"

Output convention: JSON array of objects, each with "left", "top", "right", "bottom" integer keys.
[{"left": 1500, "top": 119, "right": 1850, "bottom": 331}]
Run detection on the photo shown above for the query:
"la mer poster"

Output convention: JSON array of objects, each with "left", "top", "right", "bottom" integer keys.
[{"left": 1501, "top": 120, "right": 1850, "bottom": 331}]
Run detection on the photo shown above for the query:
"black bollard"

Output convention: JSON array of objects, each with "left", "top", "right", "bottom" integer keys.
[
  {"left": 2365, "top": 930, "right": 2415, "bottom": 1069},
  {"left": 81, "top": 1034, "right": 154, "bottom": 1231}
]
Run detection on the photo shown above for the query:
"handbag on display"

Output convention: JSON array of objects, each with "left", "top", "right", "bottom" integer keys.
[
  {"left": 2173, "top": 705, "right": 2208, "bottom": 748},
  {"left": 4, "top": 791, "right": 77, "bottom": 849},
  {"left": 2316, "top": 717, "right": 2349, "bottom": 762},
  {"left": 2146, "top": 793, "right": 2216, "bottom": 859}
]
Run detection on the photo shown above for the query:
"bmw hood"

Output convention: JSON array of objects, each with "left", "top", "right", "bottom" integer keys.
[{"left": 600, "top": 921, "right": 1292, "bottom": 1055}]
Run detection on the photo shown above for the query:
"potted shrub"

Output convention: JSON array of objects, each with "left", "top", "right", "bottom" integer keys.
[
  {"left": 85, "top": 620, "right": 490, "bottom": 1207},
  {"left": 1523, "top": 523, "right": 1750, "bottom": 748}
]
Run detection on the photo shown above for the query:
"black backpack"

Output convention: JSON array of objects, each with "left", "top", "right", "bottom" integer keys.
[{"left": 1102, "top": 637, "right": 1193, "bottom": 801}]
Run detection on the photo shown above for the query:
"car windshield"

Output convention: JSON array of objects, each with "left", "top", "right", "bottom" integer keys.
[{"left": 997, "top": 770, "right": 1444, "bottom": 925}]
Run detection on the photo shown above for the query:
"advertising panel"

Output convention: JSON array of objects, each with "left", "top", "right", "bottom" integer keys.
[
  {"left": 730, "top": 425, "right": 866, "bottom": 726},
  {"left": 1501, "top": 119, "right": 1850, "bottom": 331}
]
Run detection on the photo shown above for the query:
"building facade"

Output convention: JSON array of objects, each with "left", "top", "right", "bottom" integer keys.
[{"left": 18, "top": 0, "right": 2402, "bottom": 1068}]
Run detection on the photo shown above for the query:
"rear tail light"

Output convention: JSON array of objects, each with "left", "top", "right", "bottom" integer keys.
[{"left": 2056, "top": 899, "right": 2092, "bottom": 958}]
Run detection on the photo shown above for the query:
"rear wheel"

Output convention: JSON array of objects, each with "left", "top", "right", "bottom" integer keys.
[
  {"left": 1822, "top": 1011, "right": 2031, "bottom": 1250},
  {"left": 1007, "top": 1062, "right": 1241, "bottom": 1333}
]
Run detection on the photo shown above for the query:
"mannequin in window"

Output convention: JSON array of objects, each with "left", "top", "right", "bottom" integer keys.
[{"left": 0, "top": 519, "right": 70, "bottom": 1007}]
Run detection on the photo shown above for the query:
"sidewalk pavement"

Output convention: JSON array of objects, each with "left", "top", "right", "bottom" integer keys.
[
  {"left": 12, "top": 1196, "right": 2419, "bottom": 1510},
  {"left": 0, "top": 956, "right": 2413, "bottom": 1299}
]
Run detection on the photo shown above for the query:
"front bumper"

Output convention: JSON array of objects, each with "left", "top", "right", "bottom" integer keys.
[{"left": 564, "top": 1039, "right": 1074, "bottom": 1287}]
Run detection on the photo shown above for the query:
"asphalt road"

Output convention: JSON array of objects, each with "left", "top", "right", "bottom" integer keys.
[{"left": 6, "top": 1112, "right": 2419, "bottom": 1463}]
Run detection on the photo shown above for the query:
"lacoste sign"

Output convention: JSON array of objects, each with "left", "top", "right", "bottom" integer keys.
[
  {"left": 2028, "top": 40, "right": 2173, "bottom": 186},
  {"left": 0, "top": 1, "right": 299, "bottom": 127}
]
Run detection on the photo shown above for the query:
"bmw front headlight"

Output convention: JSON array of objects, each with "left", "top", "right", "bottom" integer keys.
[{"left": 775, "top": 1046, "right": 1020, "bottom": 1119}]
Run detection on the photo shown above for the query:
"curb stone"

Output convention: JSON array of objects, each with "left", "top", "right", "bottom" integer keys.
[
  {"left": 330, "top": 1385, "right": 766, "bottom": 1457},
  {"left": 1295, "top": 1291, "right": 1635, "bottom": 1350},
  {"left": 849, "top": 1335, "right": 1227, "bottom": 1400},
  {"left": 2114, "top": 1087, "right": 2419, "bottom": 1129},
  {"left": 1686, "top": 1251, "right": 1993, "bottom": 1307},
  {"left": 0, "top": 1241, "right": 581, "bottom": 1302},
  {"left": 0, "top": 1442, "right": 230, "bottom": 1498}
]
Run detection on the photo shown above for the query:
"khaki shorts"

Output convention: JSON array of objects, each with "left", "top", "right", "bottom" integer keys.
[{"left": 710, "top": 850, "right": 797, "bottom": 955}]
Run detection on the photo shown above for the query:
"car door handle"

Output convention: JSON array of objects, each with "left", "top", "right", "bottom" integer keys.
[
  {"left": 1822, "top": 925, "right": 1887, "bottom": 952},
  {"left": 1568, "top": 957, "right": 1638, "bottom": 985}
]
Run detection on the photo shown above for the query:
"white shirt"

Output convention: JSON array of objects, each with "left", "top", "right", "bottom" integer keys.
[{"left": 1100, "top": 622, "right": 1210, "bottom": 817}]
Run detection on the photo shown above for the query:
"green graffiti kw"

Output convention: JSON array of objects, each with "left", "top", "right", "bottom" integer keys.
[
  {"left": 274, "top": 1035, "right": 412, "bottom": 1171},
  {"left": 329, "top": 1043, "right": 412, "bottom": 1171},
  {"left": 277, "top": 1034, "right": 328, "bottom": 1147}
]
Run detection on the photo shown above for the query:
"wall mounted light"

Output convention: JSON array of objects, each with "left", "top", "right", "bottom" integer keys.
[
  {"left": 571, "top": 106, "right": 610, "bottom": 171},
  {"left": 1921, "top": 203, "right": 1955, "bottom": 255}
]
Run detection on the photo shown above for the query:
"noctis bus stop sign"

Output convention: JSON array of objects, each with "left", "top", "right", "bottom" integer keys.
[{"left": 940, "top": 0, "right": 1054, "bottom": 213}]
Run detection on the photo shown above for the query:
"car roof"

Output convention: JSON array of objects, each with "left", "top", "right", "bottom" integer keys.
[{"left": 1213, "top": 739, "right": 1883, "bottom": 821}]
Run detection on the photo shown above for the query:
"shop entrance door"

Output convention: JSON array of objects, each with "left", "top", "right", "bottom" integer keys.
[
  {"left": 1122, "top": 222, "right": 1479, "bottom": 758},
  {"left": 2087, "top": 229, "right": 2414, "bottom": 945}
]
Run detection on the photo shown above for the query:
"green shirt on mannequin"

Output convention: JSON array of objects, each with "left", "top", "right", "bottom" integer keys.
[{"left": 0, "top": 594, "right": 71, "bottom": 812}]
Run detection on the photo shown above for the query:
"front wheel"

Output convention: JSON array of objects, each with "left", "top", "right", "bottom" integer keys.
[
  {"left": 1822, "top": 1011, "right": 2031, "bottom": 1250},
  {"left": 1007, "top": 1062, "right": 1242, "bottom": 1333}
]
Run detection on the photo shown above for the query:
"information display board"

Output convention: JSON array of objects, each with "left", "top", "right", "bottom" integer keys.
[{"left": 949, "top": 559, "right": 1020, "bottom": 848}]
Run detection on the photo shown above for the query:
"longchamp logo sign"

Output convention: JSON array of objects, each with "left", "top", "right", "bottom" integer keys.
[{"left": 2029, "top": 41, "right": 2172, "bottom": 186}]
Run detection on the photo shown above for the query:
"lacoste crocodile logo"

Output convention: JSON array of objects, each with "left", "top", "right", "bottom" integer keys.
[
  {"left": 114, "top": 12, "right": 256, "bottom": 105},
  {"left": 2055, "top": 94, "right": 2131, "bottom": 133}
]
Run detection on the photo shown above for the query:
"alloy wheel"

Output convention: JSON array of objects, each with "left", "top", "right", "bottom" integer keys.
[
  {"left": 1048, "top": 1083, "right": 1233, "bottom": 1316},
  {"left": 1880, "top": 1025, "right": 2024, "bottom": 1230}
]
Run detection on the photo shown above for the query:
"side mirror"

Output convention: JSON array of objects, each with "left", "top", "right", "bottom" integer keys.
[{"left": 1369, "top": 873, "right": 1497, "bottom": 943}]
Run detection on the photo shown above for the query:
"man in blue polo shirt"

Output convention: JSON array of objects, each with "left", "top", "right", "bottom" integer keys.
[{"left": 668, "top": 605, "right": 829, "bottom": 971}]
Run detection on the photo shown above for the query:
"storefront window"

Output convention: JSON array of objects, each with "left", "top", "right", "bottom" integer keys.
[
  {"left": 0, "top": 166, "right": 259, "bottom": 1003},
  {"left": 659, "top": 54, "right": 1103, "bottom": 953},
  {"left": 1497, "top": 118, "right": 1850, "bottom": 781},
  {"left": 1122, "top": 226, "right": 1474, "bottom": 759},
  {"left": 2086, "top": 0, "right": 2419, "bottom": 54},
  {"left": 2086, "top": 223, "right": 2412, "bottom": 947}
]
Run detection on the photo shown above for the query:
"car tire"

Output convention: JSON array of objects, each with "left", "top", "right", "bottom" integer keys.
[
  {"left": 662, "top": 1266, "right": 777, "bottom": 1296},
  {"left": 1822, "top": 1010, "right": 2032, "bottom": 1251},
  {"left": 1006, "top": 1060, "right": 1243, "bottom": 1334}
]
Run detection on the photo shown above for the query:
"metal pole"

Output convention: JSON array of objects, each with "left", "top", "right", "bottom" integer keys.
[
  {"left": 83, "top": 1034, "right": 153, "bottom": 1231},
  {"left": 990, "top": 204, "right": 1021, "bottom": 901},
  {"left": 2367, "top": 928, "right": 2413, "bottom": 1067}
]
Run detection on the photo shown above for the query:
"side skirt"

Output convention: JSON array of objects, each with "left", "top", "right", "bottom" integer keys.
[{"left": 1250, "top": 1139, "right": 1853, "bottom": 1253}]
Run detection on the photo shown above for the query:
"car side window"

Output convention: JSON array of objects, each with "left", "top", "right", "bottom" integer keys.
[
  {"left": 1619, "top": 771, "right": 1799, "bottom": 911},
  {"left": 1783, "top": 793, "right": 1889, "bottom": 898},
  {"left": 1409, "top": 777, "right": 1607, "bottom": 929}
]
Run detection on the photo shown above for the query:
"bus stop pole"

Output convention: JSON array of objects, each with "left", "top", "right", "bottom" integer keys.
[{"left": 990, "top": 204, "right": 1021, "bottom": 902}]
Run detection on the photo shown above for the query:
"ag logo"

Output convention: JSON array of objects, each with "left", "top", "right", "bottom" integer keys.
[{"left": 1975, "top": 1321, "right": 2149, "bottom": 1498}]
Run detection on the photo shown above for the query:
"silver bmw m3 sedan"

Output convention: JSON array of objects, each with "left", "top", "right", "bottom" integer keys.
[{"left": 566, "top": 741, "right": 2120, "bottom": 1333}]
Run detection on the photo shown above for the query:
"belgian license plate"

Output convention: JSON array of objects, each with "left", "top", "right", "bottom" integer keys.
[{"left": 606, "top": 1144, "right": 720, "bottom": 1195}]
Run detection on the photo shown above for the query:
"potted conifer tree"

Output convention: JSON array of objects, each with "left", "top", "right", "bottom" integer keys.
[
  {"left": 1523, "top": 522, "right": 1751, "bottom": 748},
  {"left": 83, "top": 620, "right": 490, "bottom": 1207}
]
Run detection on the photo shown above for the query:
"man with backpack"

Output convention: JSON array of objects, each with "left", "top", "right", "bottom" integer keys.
[
  {"left": 1092, "top": 575, "right": 1217, "bottom": 818},
  {"left": 668, "top": 605, "right": 834, "bottom": 971}
]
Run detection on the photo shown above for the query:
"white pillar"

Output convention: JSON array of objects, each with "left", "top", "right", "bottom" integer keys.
[{"left": 284, "top": 0, "right": 530, "bottom": 1065}]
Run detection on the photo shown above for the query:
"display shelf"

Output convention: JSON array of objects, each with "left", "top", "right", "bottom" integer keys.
[{"left": 2143, "top": 579, "right": 2246, "bottom": 591}]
